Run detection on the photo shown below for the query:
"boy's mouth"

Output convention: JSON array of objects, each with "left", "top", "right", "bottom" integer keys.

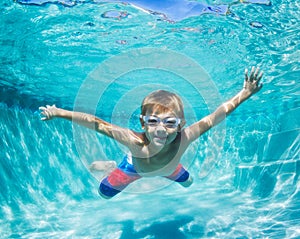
[{"left": 154, "top": 136, "right": 167, "bottom": 141}]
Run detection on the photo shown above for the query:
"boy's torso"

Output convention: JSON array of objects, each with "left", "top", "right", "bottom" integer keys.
[{"left": 130, "top": 133, "right": 189, "bottom": 177}]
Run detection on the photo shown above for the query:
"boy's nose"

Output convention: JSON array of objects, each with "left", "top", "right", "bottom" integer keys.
[{"left": 155, "top": 125, "right": 167, "bottom": 134}]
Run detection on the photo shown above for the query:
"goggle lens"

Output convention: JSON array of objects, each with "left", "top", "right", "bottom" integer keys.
[{"left": 142, "top": 115, "right": 180, "bottom": 128}]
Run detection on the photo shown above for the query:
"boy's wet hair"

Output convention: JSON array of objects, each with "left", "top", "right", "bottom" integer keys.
[{"left": 141, "top": 90, "right": 186, "bottom": 126}]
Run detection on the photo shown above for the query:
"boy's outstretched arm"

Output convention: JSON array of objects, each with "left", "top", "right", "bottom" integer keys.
[
  {"left": 38, "top": 105, "right": 144, "bottom": 146},
  {"left": 39, "top": 105, "right": 109, "bottom": 131},
  {"left": 185, "top": 66, "right": 263, "bottom": 141}
]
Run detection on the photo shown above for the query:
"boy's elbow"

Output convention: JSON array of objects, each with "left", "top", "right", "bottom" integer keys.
[{"left": 204, "top": 116, "right": 213, "bottom": 128}]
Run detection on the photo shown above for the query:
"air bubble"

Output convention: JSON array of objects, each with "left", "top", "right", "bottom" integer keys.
[
  {"left": 250, "top": 21, "right": 264, "bottom": 28},
  {"left": 101, "top": 11, "right": 129, "bottom": 20}
]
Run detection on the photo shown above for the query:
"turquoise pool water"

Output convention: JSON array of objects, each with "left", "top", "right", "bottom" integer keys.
[{"left": 1, "top": 0, "right": 299, "bottom": 238}]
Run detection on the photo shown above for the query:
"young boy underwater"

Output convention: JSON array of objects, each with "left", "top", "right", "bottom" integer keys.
[{"left": 39, "top": 66, "right": 263, "bottom": 199}]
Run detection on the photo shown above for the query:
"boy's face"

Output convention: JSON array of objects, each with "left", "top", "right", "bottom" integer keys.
[{"left": 141, "top": 109, "right": 180, "bottom": 147}]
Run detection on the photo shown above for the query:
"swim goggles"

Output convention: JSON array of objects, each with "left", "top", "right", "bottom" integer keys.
[{"left": 140, "top": 115, "right": 181, "bottom": 128}]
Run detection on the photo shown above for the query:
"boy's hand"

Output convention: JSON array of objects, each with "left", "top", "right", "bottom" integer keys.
[
  {"left": 242, "top": 66, "right": 263, "bottom": 98},
  {"left": 39, "top": 104, "right": 59, "bottom": 121}
]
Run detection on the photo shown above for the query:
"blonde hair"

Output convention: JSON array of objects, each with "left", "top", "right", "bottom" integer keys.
[{"left": 141, "top": 90, "right": 185, "bottom": 125}]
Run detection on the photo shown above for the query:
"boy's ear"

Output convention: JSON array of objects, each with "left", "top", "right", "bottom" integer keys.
[
  {"left": 139, "top": 115, "right": 145, "bottom": 129},
  {"left": 178, "top": 119, "right": 186, "bottom": 131}
]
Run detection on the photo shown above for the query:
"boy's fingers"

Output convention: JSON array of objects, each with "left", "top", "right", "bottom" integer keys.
[
  {"left": 257, "top": 71, "right": 264, "bottom": 82},
  {"left": 254, "top": 67, "right": 260, "bottom": 79},
  {"left": 249, "top": 66, "right": 255, "bottom": 82},
  {"left": 244, "top": 68, "right": 249, "bottom": 82},
  {"left": 39, "top": 105, "right": 55, "bottom": 121}
]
